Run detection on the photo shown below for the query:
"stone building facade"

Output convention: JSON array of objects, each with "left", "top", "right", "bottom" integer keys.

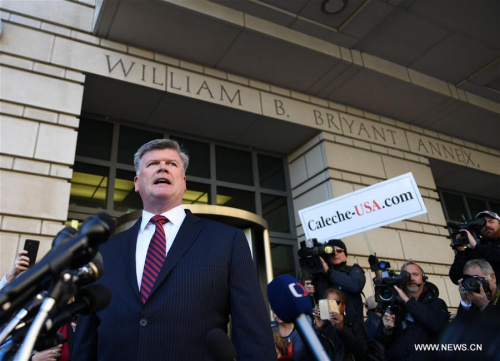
[{"left": 1, "top": 0, "right": 499, "bottom": 316}]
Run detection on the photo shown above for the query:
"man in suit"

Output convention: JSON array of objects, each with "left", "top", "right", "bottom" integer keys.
[{"left": 72, "top": 139, "right": 276, "bottom": 361}]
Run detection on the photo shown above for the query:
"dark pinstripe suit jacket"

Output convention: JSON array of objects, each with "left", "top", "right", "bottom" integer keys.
[{"left": 72, "top": 210, "right": 276, "bottom": 361}]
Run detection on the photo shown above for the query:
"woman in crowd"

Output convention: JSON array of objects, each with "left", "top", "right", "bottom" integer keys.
[{"left": 314, "top": 288, "right": 370, "bottom": 361}]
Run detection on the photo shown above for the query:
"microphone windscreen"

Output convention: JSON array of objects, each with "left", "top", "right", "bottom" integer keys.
[
  {"left": 77, "top": 284, "right": 112, "bottom": 314},
  {"left": 267, "top": 274, "right": 312, "bottom": 323},
  {"left": 79, "top": 213, "right": 116, "bottom": 246},
  {"left": 205, "top": 328, "right": 236, "bottom": 361},
  {"left": 51, "top": 226, "right": 78, "bottom": 249}
]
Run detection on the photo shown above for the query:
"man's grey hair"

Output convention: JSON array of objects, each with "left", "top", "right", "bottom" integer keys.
[
  {"left": 133, "top": 139, "right": 189, "bottom": 175},
  {"left": 463, "top": 259, "right": 494, "bottom": 276},
  {"left": 401, "top": 260, "right": 425, "bottom": 276}
]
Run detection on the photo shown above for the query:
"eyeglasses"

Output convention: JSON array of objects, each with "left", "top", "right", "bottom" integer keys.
[{"left": 334, "top": 248, "right": 345, "bottom": 254}]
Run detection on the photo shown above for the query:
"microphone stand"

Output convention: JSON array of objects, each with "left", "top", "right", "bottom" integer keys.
[
  {"left": 13, "top": 273, "right": 75, "bottom": 361},
  {"left": 294, "top": 314, "right": 331, "bottom": 361},
  {"left": 0, "top": 293, "right": 46, "bottom": 345}
]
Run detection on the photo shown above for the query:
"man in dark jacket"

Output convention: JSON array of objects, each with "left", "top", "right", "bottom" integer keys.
[
  {"left": 312, "top": 239, "right": 366, "bottom": 323},
  {"left": 449, "top": 210, "right": 500, "bottom": 284},
  {"left": 436, "top": 259, "right": 500, "bottom": 361},
  {"left": 375, "top": 261, "right": 449, "bottom": 361},
  {"left": 456, "top": 258, "right": 499, "bottom": 316}
]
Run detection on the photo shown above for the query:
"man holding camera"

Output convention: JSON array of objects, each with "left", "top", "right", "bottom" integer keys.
[
  {"left": 311, "top": 239, "right": 366, "bottom": 323},
  {"left": 457, "top": 259, "right": 499, "bottom": 315},
  {"left": 375, "top": 261, "right": 449, "bottom": 361},
  {"left": 449, "top": 210, "right": 500, "bottom": 285}
]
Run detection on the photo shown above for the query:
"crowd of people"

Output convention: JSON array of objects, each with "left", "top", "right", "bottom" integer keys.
[
  {"left": 1, "top": 137, "right": 499, "bottom": 361},
  {"left": 271, "top": 209, "right": 500, "bottom": 360}
]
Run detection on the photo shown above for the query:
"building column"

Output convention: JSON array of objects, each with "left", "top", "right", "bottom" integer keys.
[{"left": 0, "top": 45, "right": 84, "bottom": 276}]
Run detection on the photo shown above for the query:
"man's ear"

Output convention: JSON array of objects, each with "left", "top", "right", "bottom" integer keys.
[{"left": 134, "top": 175, "right": 140, "bottom": 193}]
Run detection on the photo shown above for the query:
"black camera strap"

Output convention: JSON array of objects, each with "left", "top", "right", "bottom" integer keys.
[{"left": 492, "top": 288, "right": 500, "bottom": 307}]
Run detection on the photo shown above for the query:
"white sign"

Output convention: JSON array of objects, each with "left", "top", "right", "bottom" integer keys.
[{"left": 298, "top": 173, "right": 427, "bottom": 242}]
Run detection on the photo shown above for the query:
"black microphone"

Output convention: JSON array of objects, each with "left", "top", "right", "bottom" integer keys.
[
  {"left": 205, "top": 328, "right": 237, "bottom": 361},
  {"left": 51, "top": 226, "right": 78, "bottom": 249},
  {"left": 267, "top": 274, "right": 331, "bottom": 361},
  {"left": 71, "top": 252, "right": 104, "bottom": 287},
  {"left": 44, "top": 284, "right": 111, "bottom": 332},
  {"left": 0, "top": 291, "right": 47, "bottom": 344},
  {"left": 0, "top": 213, "right": 115, "bottom": 323}
]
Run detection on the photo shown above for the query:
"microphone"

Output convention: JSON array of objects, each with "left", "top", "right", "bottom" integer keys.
[
  {"left": 205, "top": 328, "right": 237, "bottom": 361},
  {"left": 71, "top": 252, "right": 104, "bottom": 287},
  {"left": 267, "top": 274, "right": 331, "bottom": 361},
  {"left": 0, "top": 292, "right": 47, "bottom": 344},
  {"left": 51, "top": 226, "right": 78, "bottom": 249},
  {"left": 44, "top": 284, "right": 111, "bottom": 332},
  {"left": 0, "top": 213, "right": 115, "bottom": 323}
]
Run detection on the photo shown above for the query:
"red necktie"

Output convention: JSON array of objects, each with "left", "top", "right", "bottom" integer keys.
[{"left": 140, "top": 215, "right": 167, "bottom": 303}]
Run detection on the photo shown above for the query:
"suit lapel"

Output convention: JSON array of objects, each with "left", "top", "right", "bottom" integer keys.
[
  {"left": 121, "top": 218, "right": 142, "bottom": 298},
  {"left": 148, "top": 211, "right": 204, "bottom": 296}
]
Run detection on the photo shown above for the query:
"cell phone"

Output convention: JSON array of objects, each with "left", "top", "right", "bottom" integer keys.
[
  {"left": 23, "top": 239, "right": 40, "bottom": 268},
  {"left": 319, "top": 299, "right": 330, "bottom": 320},
  {"left": 328, "top": 299, "right": 339, "bottom": 314}
]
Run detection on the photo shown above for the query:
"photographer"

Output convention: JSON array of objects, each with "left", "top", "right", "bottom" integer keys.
[
  {"left": 375, "top": 261, "right": 449, "bottom": 361},
  {"left": 457, "top": 259, "right": 499, "bottom": 315},
  {"left": 310, "top": 239, "right": 366, "bottom": 323},
  {"left": 449, "top": 210, "right": 500, "bottom": 285}
]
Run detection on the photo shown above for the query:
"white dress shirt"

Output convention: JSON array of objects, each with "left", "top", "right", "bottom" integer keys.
[{"left": 135, "top": 205, "right": 186, "bottom": 287}]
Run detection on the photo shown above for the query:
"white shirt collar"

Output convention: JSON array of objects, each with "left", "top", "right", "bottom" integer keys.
[{"left": 140, "top": 205, "right": 185, "bottom": 230}]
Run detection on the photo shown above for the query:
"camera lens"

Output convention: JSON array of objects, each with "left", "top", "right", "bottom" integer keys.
[
  {"left": 463, "top": 276, "right": 480, "bottom": 293},
  {"left": 378, "top": 286, "right": 394, "bottom": 302}
]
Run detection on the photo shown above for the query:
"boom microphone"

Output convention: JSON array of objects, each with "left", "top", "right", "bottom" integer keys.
[
  {"left": 0, "top": 213, "right": 115, "bottom": 323},
  {"left": 267, "top": 274, "right": 331, "bottom": 361},
  {"left": 205, "top": 328, "right": 237, "bottom": 361}
]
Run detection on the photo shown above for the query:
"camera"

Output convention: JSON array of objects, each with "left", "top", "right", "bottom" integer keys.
[
  {"left": 369, "top": 255, "right": 409, "bottom": 303},
  {"left": 298, "top": 238, "right": 335, "bottom": 275},
  {"left": 462, "top": 275, "right": 490, "bottom": 294},
  {"left": 447, "top": 217, "right": 485, "bottom": 249}
]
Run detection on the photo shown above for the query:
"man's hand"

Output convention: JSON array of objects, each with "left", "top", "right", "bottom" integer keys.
[
  {"left": 320, "top": 257, "right": 329, "bottom": 273},
  {"left": 393, "top": 285, "right": 409, "bottom": 303},
  {"left": 6, "top": 250, "right": 29, "bottom": 282},
  {"left": 382, "top": 311, "right": 395, "bottom": 333},
  {"left": 467, "top": 284, "right": 490, "bottom": 310},
  {"left": 458, "top": 279, "right": 472, "bottom": 305},
  {"left": 460, "top": 229, "right": 477, "bottom": 249}
]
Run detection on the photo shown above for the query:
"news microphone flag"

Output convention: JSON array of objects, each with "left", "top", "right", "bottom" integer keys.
[
  {"left": 268, "top": 275, "right": 330, "bottom": 361},
  {"left": 267, "top": 274, "right": 312, "bottom": 323}
]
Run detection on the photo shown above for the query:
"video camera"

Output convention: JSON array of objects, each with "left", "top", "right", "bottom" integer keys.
[
  {"left": 298, "top": 238, "right": 335, "bottom": 275},
  {"left": 447, "top": 216, "right": 485, "bottom": 249},
  {"left": 369, "top": 255, "right": 409, "bottom": 304}
]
